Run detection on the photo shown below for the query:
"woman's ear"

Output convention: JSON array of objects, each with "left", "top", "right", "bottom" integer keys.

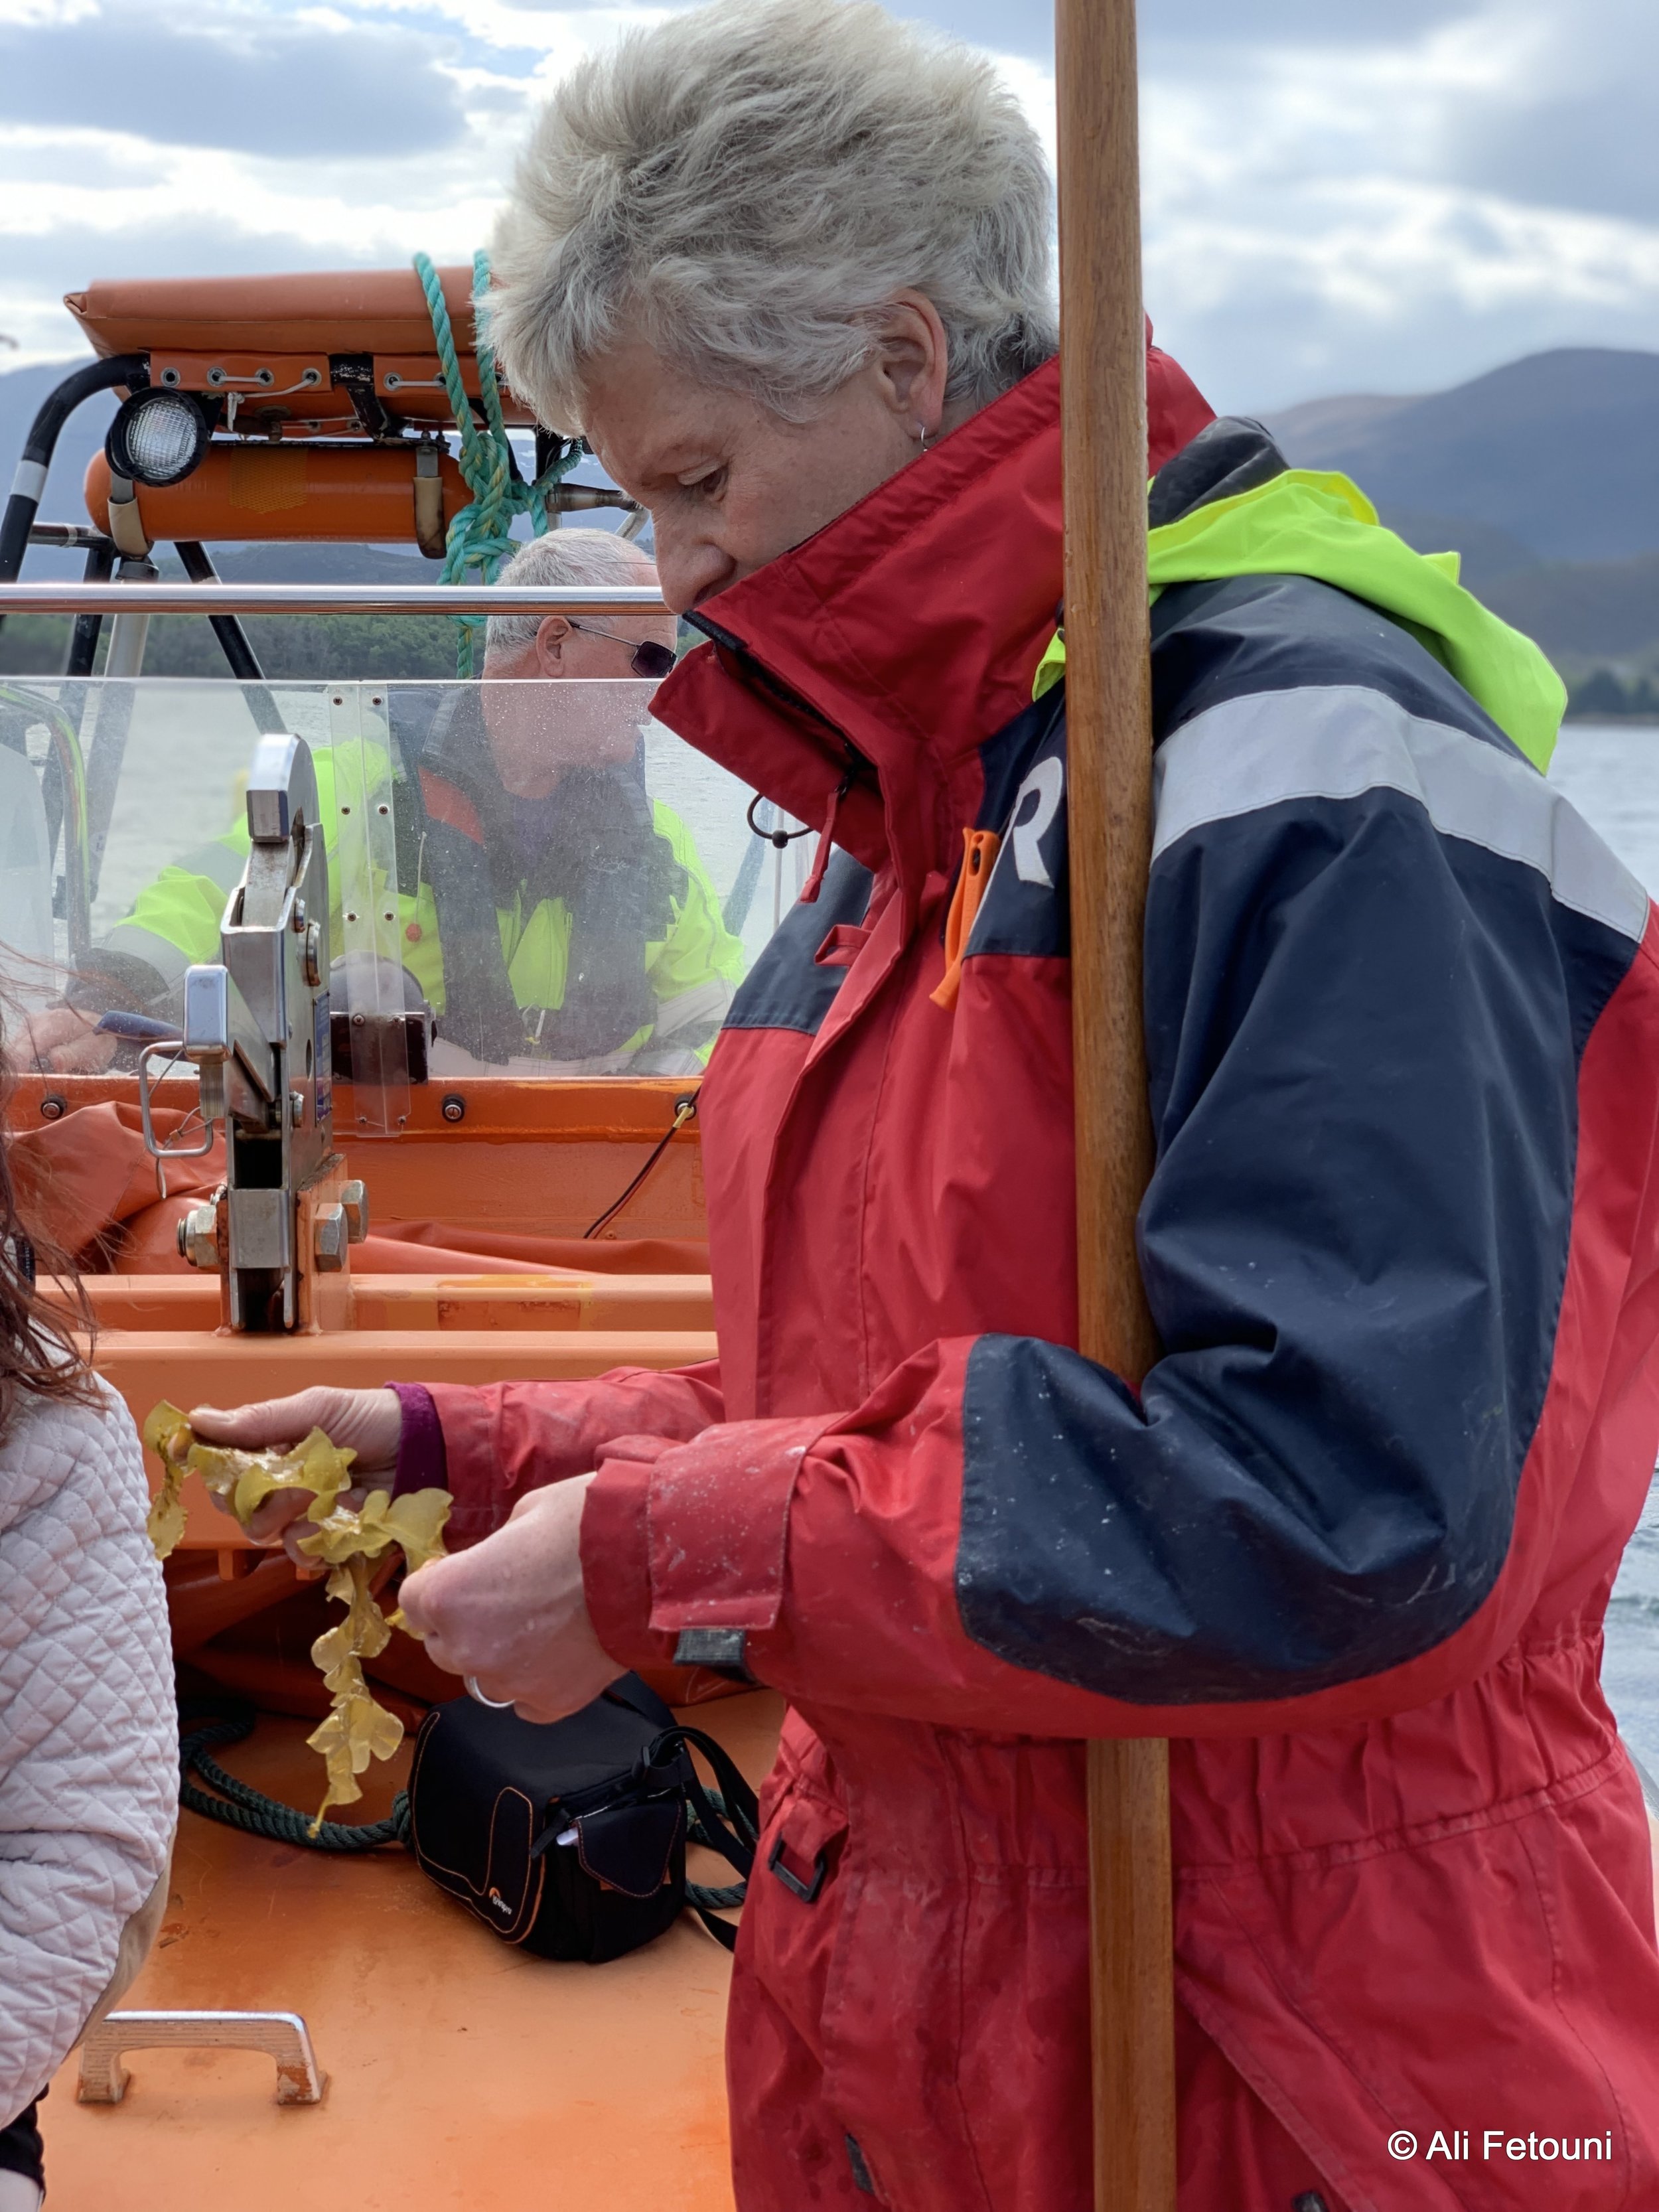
[
  {"left": 870, "top": 293, "right": 950, "bottom": 440},
  {"left": 534, "top": 615, "right": 573, "bottom": 678}
]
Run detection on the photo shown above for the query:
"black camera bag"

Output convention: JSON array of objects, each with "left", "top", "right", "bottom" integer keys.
[{"left": 405, "top": 1673, "right": 759, "bottom": 1963}]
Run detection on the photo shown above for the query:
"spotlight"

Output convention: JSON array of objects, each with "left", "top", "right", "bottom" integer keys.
[{"left": 106, "top": 388, "right": 212, "bottom": 489}]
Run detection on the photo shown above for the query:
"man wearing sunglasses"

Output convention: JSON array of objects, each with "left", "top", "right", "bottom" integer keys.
[
  {"left": 29, "top": 527, "right": 742, "bottom": 1081},
  {"left": 410, "top": 526, "right": 741, "bottom": 1072},
  {"left": 480, "top": 528, "right": 679, "bottom": 687}
]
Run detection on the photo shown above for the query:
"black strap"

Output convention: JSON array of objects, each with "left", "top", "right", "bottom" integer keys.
[{"left": 641, "top": 1725, "right": 761, "bottom": 1951}]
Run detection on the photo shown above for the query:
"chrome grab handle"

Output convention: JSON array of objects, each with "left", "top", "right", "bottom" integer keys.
[{"left": 76, "top": 2009, "right": 327, "bottom": 2106}]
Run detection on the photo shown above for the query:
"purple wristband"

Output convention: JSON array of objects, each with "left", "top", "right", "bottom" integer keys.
[{"left": 386, "top": 1382, "right": 447, "bottom": 1498}]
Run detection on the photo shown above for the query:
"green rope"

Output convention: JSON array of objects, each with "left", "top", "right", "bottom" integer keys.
[
  {"left": 413, "top": 250, "right": 580, "bottom": 676},
  {"left": 180, "top": 1708, "right": 408, "bottom": 1854},
  {"left": 685, "top": 1789, "right": 751, "bottom": 1913}
]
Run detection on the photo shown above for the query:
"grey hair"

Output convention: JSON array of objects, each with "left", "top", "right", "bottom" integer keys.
[
  {"left": 482, "top": 526, "right": 655, "bottom": 658},
  {"left": 486, "top": 0, "right": 1056, "bottom": 428}
]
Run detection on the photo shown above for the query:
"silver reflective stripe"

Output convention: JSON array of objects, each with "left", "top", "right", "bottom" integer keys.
[
  {"left": 1152, "top": 684, "right": 1650, "bottom": 946},
  {"left": 173, "top": 838, "right": 248, "bottom": 895},
  {"left": 101, "top": 922, "right": 192, "bottom": 987},
  {"left": 651, "top": 976, "right": 732, "bottom": 1037},
  {"left": 630, "top": 1047, "right": 705, "bottom": 1076},
  {"left": 9, "top": 459, "right": 46, "bottom": 504}
]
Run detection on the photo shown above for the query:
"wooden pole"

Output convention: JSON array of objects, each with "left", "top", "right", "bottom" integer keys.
[{"left": 1054, "top": 1, "right": 1179, "bottom": 2208}]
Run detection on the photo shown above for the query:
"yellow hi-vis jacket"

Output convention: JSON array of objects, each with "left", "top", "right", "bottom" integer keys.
[{"left": 96, "top": 743, "right": 745, "bottom": 1069}]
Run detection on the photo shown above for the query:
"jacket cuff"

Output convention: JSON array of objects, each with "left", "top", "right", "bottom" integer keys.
[
  {"left": 423, "top": 1384, "right": 520, "bottom": 1546},
  {"left": 387, "top": 1383, "right": 446, "bottom": 1499},
  {"left": 580, "top": 1447, "right": 677, "bottom": 1672},
  {"left": 581, "top": 1416, "right": 833, "bottom": 1673}
]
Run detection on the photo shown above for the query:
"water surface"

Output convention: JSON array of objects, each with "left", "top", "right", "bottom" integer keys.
[{"left": 1551, "top": 725, "right": 1659, "bottom": 1776}]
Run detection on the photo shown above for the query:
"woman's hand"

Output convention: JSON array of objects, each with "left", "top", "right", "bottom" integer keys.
[
  {"left": 22, "top": 1003, "right": 117, "bottom": 1074},
  {"left": 188, "top": 1388, "right": 403, "bottom": 1570},
  {"left": 397, "top": 1477, "right": 622, "bottom": 1724}
]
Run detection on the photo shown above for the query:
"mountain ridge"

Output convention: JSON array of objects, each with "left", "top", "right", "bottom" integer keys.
[
  {"left": 1262, "top": 346, "right": 1659, "bottom": 567},
  {"left": 4, "top": 349, "right": 1657, "bottom": 698}
]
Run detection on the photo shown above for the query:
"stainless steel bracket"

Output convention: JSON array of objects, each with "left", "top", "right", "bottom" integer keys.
[{"left": 77, "top": 2008, "right": 327, "bottom": 2106}]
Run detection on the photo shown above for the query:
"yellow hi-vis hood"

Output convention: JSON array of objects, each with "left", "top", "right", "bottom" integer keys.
[{"left": 1037, "top": 466, "right": 1565, "bottom": 773}]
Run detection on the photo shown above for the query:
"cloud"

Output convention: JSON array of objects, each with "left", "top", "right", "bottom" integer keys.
[
  {"left": 1140, "top": 0, "right": 1475, "bottom": 48},
  {"left": 0, "top": 0, "right": 1656, "bottom": 417},
  {"left": 0, "top": 4, "right": 467, "bottom": 157},
  {"left": 898, "top": 0, "right": 1051, "bottom": 60},
  {"left": 1134, "top": 0, "right": 1659, "bottom": 405},
  {"left": 1433, "top": 0, "right": 1659, "bottom": 224}
]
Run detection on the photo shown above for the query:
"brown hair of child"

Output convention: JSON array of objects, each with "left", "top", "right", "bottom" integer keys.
[{"left": 0, "top": 1027, "right": 98, "bottom": 1439}]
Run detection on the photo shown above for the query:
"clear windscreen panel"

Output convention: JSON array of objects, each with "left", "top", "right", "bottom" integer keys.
[{"left": 0, "top": 674, "right": 808, "bottom": 1105}]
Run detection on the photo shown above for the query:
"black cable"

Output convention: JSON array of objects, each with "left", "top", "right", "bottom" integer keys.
[
  {"left": 0, "top": 354, "right": 147, "bottom": 587},
  {"left": 583, "top": 1090, "right": 699, "bottom": 1240},
  {"left": 745, "top": 792, "right": 812, "bottom": 848}
]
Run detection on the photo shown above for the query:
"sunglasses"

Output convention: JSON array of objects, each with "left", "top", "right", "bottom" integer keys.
[{"left": 567, "top": 621, "right": 677, "bottom": 680}]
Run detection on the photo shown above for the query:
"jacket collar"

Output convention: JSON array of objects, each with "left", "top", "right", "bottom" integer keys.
[{"left": 652, "top": 344, "right": 1212, "bottom": 891}]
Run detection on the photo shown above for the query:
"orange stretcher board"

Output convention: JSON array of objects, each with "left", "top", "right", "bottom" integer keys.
[{"left": 65, "top": 268, "right": 537, "bottom": 425}]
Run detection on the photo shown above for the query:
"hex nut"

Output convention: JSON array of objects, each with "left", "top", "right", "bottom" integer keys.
[
  {"left": 339, "top": 1179, "right": 369, "bottom": 1244},
  {"left": 313, "top": 1204, "right": 348, "bottom": 1272},
  {"left": 179, "top": 1203, "right": 220, "bottom": 1271}
]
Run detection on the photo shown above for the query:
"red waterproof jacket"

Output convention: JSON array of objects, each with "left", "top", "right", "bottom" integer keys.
[{"left": 417, "top": 352, "right": 1659, "bottom": 2211}]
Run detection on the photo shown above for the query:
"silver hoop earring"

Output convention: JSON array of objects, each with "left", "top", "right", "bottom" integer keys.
[
  {"left": 465, "top": 1674, "right": 515, "bottom": 1710},
  {"left": 914, "top": 420, "right": 932, "bottom": 450}
]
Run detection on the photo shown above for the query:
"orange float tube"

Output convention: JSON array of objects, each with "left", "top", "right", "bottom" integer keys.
[{"left": 84, "top": 444, "right": 469, "bottom": 546}]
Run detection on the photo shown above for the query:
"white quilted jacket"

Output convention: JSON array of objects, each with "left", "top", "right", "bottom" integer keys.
[{"left": 0, "top": 1381, "right": 176, "bottom": 2121}]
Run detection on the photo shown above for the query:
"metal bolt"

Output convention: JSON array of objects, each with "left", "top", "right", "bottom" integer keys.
[
  {"left": 339, "top": 1179, "right": 369, "bottom": 1244},
  {"left": 441, "top": 1092, "right": 466, "bottom": 1124},
  {"left": 290, "top": 1090, "right": 305, "bottom": 1128},
  {"left": 38, "top": 1093, "right": 66, "bottom": 1121},
  {"left": 179, "top": 1202, "right": 220, "bottom": 1270},
  {"left": 303, "top": 922, "right": 323, "bottom": 988},
  {"left": 313, "top": 1205, "right": 348, "bottom": 1272},
  {"left": 290, "top": 897, "right": 307, "bottom": 932}
]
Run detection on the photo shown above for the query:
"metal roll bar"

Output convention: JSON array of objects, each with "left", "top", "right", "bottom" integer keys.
[
  {"left": 29, "top": 522, "right": 112, "bottom": 552},
  {"left": 0, "top": 583, "right": 669, "bottom": 617},
  {"left": 0, "top": 682, "right": 90, "bottom": 960}
]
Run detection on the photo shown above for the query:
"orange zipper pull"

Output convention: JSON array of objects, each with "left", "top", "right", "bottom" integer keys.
[{"left": 930, "top": 828, "right": 1002, "bottom": 1010}]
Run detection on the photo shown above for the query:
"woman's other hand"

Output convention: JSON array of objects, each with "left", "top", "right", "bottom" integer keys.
[
  {"left": 397, "top": 1477, "right": 622, "bottom": 1723},
  {"left": 188, "top": 1388, "right": 403, "bottom": 1569}
]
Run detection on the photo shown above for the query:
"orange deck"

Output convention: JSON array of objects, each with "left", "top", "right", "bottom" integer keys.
[
  {"left": 7, "top": 1069, "right": 770, "bottom": 2203},
  {"left": 44, "top": 1695, "right": 782, "bottom": 2210}
]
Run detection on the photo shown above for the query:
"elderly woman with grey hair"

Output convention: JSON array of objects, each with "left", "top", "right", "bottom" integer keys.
[{"left": 195, "top": 5, "right": 1659, "bottom": 2209}]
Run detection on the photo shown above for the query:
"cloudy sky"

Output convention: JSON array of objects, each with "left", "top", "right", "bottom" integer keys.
[{"left": 0, "top": 0, "right": 1653, "bottom": 412}]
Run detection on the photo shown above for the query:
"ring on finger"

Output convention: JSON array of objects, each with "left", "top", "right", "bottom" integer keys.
[{"left": 465, "top": 1674, "right": 515, "bottom": 1710}]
